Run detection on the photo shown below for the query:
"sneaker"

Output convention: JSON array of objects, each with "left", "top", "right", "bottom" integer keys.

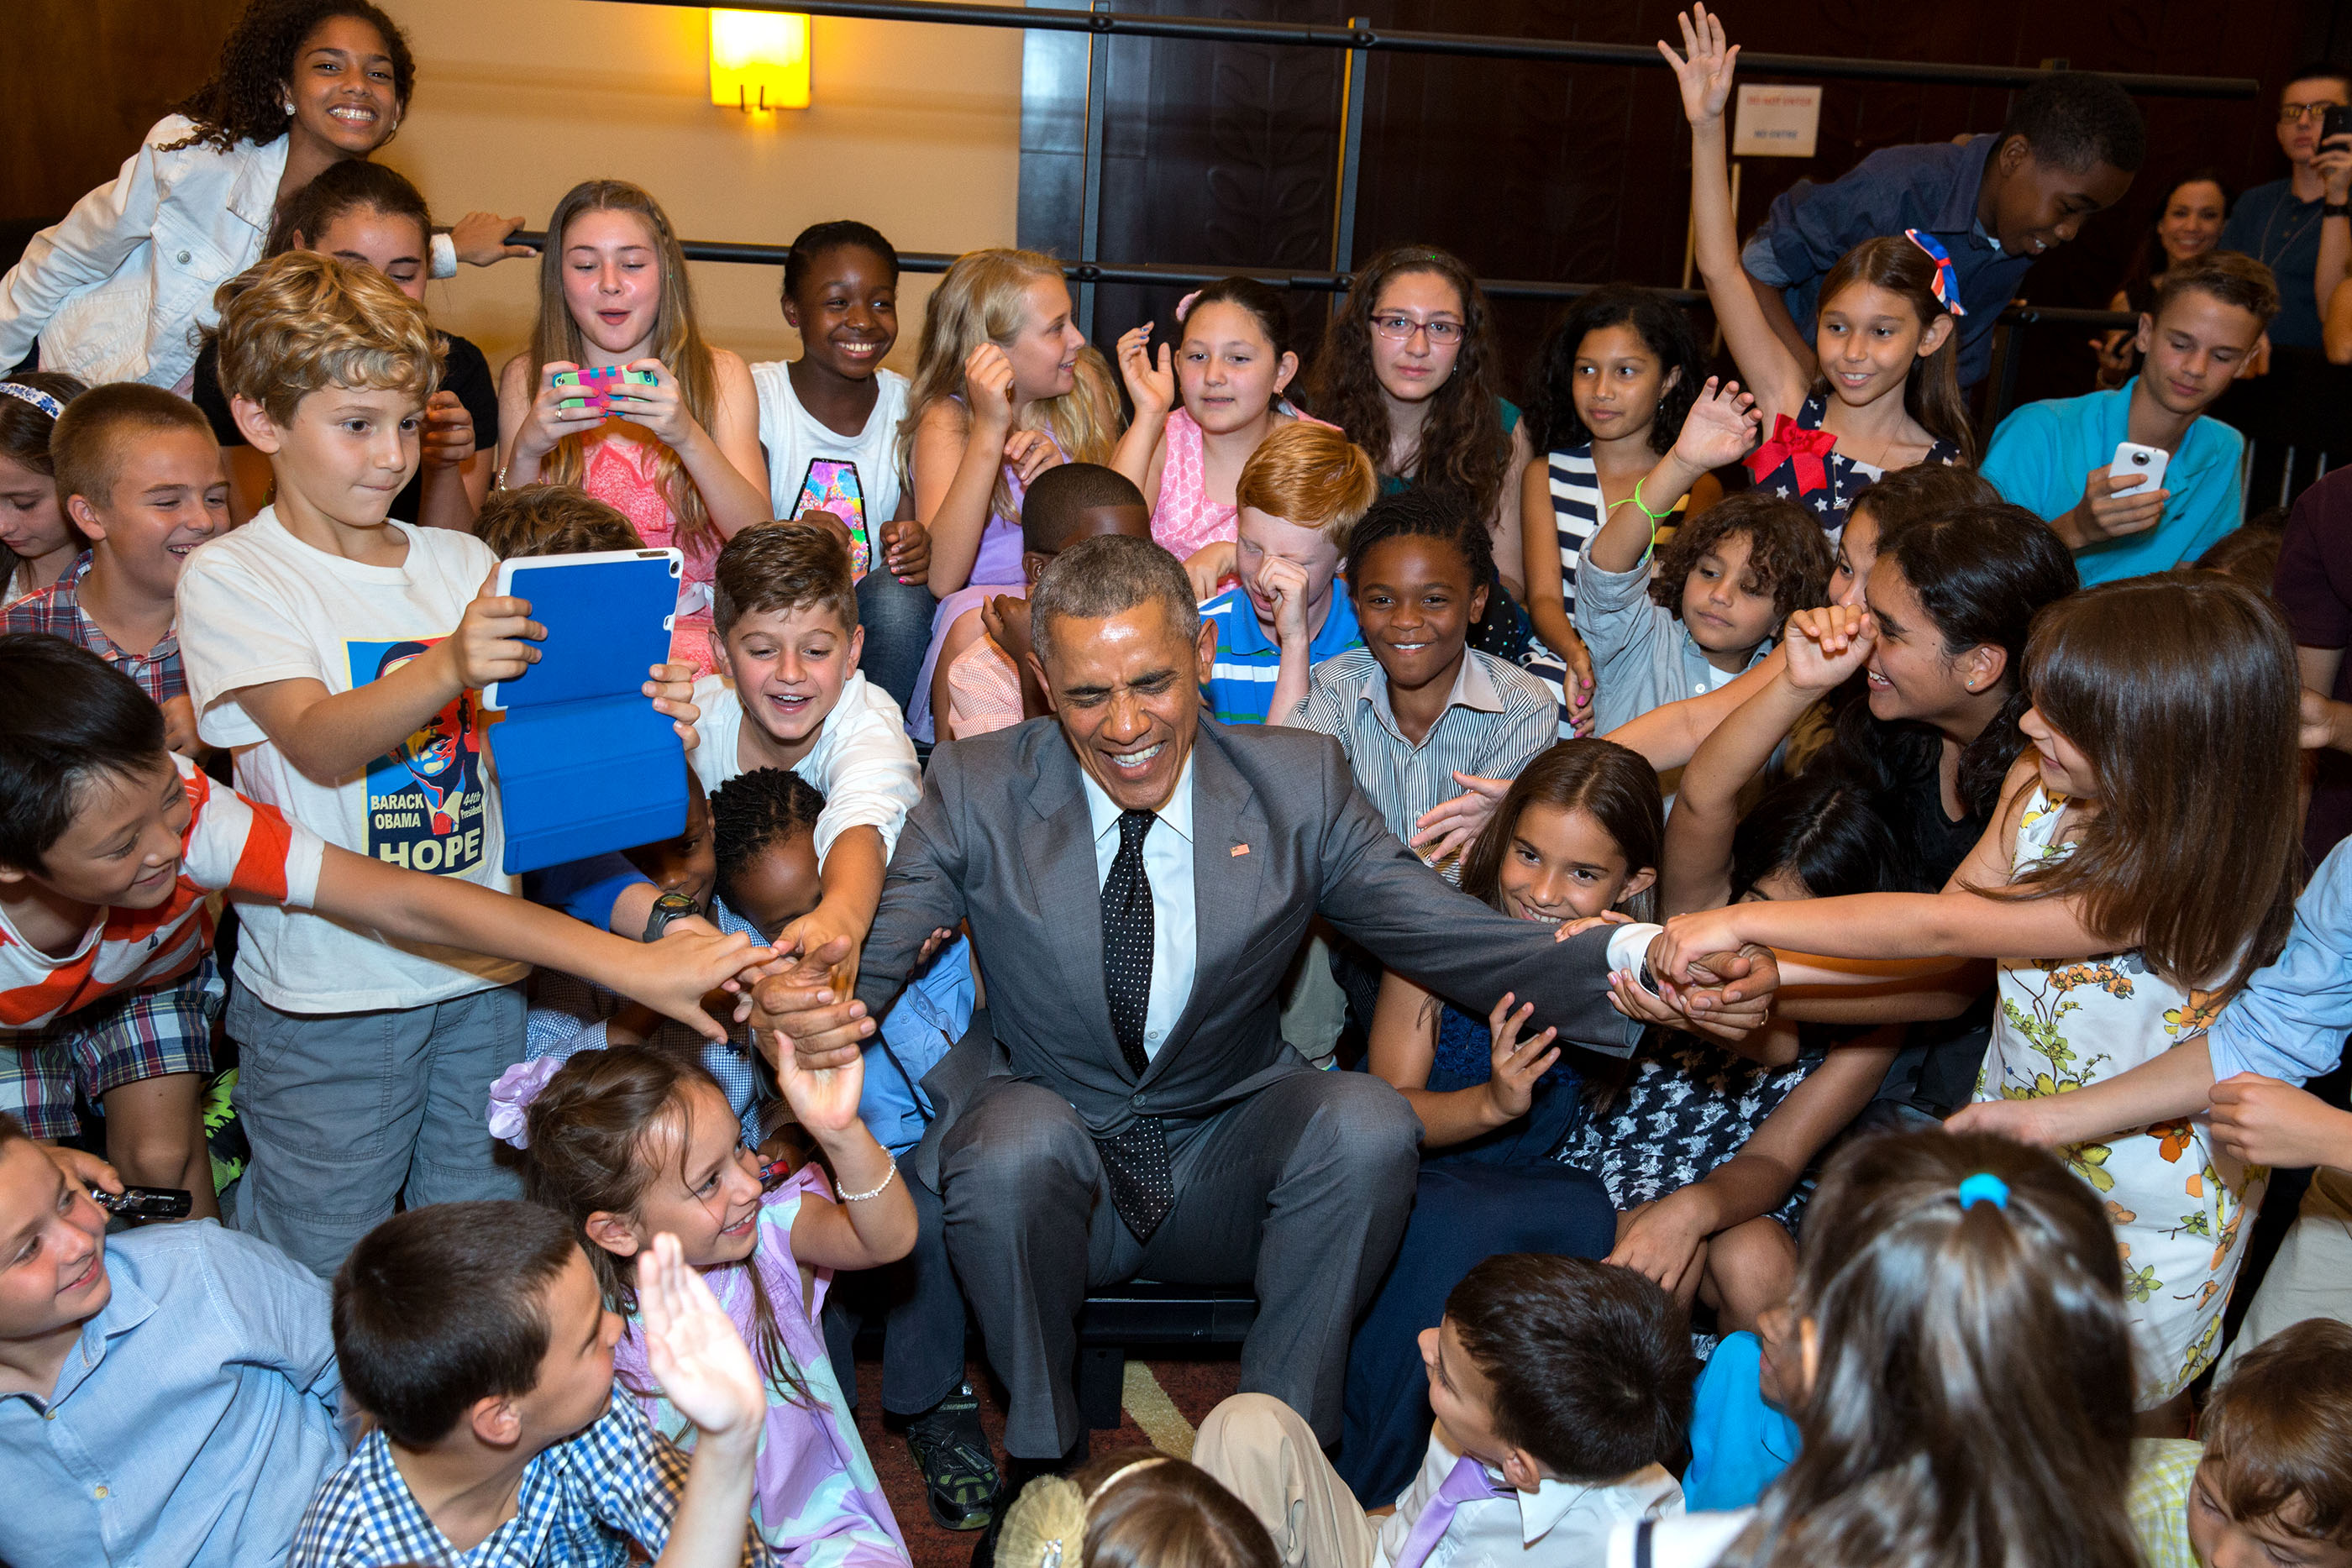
[{"left": 905, "top": 1383, "right": 1000, "bottom": 1531}]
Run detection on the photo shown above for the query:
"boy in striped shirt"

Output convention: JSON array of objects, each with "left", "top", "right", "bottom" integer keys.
[
  {"left": 0, "top": 637, "right": 771, "bottom": 1208},
  {"left": 1200, "top": 423, "right": 1378, "bottom": 726}
]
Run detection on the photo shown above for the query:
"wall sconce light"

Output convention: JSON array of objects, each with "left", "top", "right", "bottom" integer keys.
[{"left": 710, "top": 8, "right": 811, "bottom": 112}]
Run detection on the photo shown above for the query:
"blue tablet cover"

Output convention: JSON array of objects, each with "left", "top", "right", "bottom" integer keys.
[{"left": 486, "top": 550, "right": 687, "bottom": 874}]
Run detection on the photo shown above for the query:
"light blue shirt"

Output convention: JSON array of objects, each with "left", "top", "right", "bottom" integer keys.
[
  {"left": 2205, "top": 836, "right": 2352, "bottom": 1083},
  {"left": 1080, "top": 753, "right": 1198, "bottom": 1059},
  {"left": 1, "top": 1219, "right": 345, "bottom": 1568},
  {"left": 1978, "top": 378, "right": 2246, "bottom": 585}
]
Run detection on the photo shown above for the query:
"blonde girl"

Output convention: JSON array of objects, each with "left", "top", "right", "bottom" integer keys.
[
  {"left": 899, "top": 247, "right": 1120, "bottom": 739},
  {"left": 496, "top": 180, "right": 771, "bottom": 674}
]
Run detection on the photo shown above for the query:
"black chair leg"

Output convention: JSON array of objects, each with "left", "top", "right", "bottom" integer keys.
[{"left": 1077, "top": 1345, "right": 1125, "bottom": 1429}]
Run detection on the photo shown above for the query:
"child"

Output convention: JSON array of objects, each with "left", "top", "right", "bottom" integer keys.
[
  {"left": 1980, "top": 251, "right": 2277, "bottom": 584},
  {"left": 497, "top": 180, "right": 774, "bottom": 675},
  {"left": 693, "top": 522, "right": 922, "bottom": 988},
  {"left": 1658, "top": 574, "right": 2305, "bottom": 1417},
  {"left": 0, "top": 0, "right": 528, "bottom": 388},
  {"left": 1340, "top": 741, "right": 1662, "bottom": 1502},
  {"left": 1201, "top": 1254, "right": 1694, "bottom": 1568},
  {"left": 1289, "top": 489, "right": 1557, "bottom": 880},
  {"left": 1667, "top": 8, "right": 1977, "bottom": 529},
  {"left": 0, "top": 634, "right": 764, "bottom": 1212},
  {"left": 0, "top": 374, "right": 89, "bottom": 606},
  {"left": 750, "top": 219, "right": 934, "bottom": 711},
  {"left": 475, "top": 477, "right": 647, "bottom": 561},
  {"left": 1198, "top": 422, "right": 1378, "bottom": 726},
  {"left": 939, "top": 462, "right": 1153, "bottom": 740},
  {"left": 506, "top": 1041, "right": 916, "bottom": 1562},
  {"left": 1609, "top": 1130, "right": 2142, "bottom": 1568},
  {"left": 997, "top": 1450, "right": 1278, "bottom": 1568},
  {"left": 1576, "top": 380, "right": 1832, "bottom": 737},
  {"left": 1520, "top": 286, "right": 1717, "bottom": 718},
  {"left": 192, "top": 159, "right": 501, "bottom": 533},
  {"left": 1110, "top": 277, "right": 1330, "bottom": 591},
  {"left": 2, "top": 385, "right": 227, "bottom": 1209},
  {"left": 900, "top": 247, "right": 1121, "bottom": 740},
  {"left": 0, "top": 1114, "right": 344, "bottom": 1568},
  {"left": 171, "top": 251, "right": 728, "bottom": 1274},
  {"left": 2131, "top": 1319, "right": 2352, "bottom": 1568},
  {"left": 1305, "top": 244, "right": 1534, "bottom": 606},
  {"left": 1730, "top": 22, "right": 2139, "bottom": 391},
  {"left": 294, "top": 1201, "right": 775, "bottom": 1567}
]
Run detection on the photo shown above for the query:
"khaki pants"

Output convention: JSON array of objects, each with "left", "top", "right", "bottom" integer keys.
[
  {"left": 1194, "top": 1393, "right": 1381, "bottom": 1568},
  {"left": 2218, "top": 1167, "right": 2352, "bottom": 1377}
]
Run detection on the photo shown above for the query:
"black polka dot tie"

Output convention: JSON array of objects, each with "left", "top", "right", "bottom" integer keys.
[{"left": 1097, "top": 808, "right": 1174, "bottom": 1240}]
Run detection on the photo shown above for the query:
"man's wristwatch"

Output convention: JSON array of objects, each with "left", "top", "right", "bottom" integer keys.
[
  {"left": 641, "top": 890, "right": 700, "bottom": 942},
  {"left": 2327, "top": 202, "right": 2352, "bottom": 218}
]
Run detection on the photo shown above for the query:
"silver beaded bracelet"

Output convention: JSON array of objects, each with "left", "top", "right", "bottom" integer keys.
[{"left": 839, "top": 1160, "right": 898, "bottom": 1203}]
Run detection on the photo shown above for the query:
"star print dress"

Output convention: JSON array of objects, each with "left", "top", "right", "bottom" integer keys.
[
  {"left": 1745, "top": 391, "right": 1961, "bottom": 535},
  {"left": 1971, "top": 787, "right": 2265, "bottom": 1409}
]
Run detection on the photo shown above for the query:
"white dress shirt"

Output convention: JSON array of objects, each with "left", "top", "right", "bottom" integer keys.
[
  {"left": 1079, "top": 754, "right": 1198, "bottom": 1060},
  {"left": 1372, "top": 1431, "right": 1685, "bottom": 1568}
]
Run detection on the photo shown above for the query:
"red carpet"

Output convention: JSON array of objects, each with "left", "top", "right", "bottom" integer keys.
[{"left": 851, "top": 1353, "right": 1243, "bottom": 1568}]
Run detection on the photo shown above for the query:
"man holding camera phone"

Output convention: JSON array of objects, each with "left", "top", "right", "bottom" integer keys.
[{"left": 1981, "top": 250, "right": 2280, "bottom": 584}]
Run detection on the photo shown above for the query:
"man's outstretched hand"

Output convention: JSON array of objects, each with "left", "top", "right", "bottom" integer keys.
[
  {"left": 746, "top": 935, "right": 874, "bottom": 1072},
  {"left": 1608, "top": 938, "right": 1780, "bottom": 1043}
]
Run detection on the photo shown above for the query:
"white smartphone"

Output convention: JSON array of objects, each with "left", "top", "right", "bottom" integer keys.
[{"left": 2110, "top": 441, "right": 2170, "bottom": 499}]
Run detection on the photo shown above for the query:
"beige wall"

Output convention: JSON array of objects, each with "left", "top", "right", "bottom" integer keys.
[{"left": 370, "top": 0, "right": 1025, "bottom": 375}]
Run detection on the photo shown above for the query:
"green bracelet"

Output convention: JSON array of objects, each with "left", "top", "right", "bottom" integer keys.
[{"left": 1632, "top": 477, "right": 1676, "bottom": 567}]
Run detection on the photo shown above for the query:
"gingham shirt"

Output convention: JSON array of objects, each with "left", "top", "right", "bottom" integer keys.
[
  {"left": 1, "top": 553, "right": 184, "bottom": 705},
  {"left": 1294, "top": 647, "right": 1557, "bottom": 883},
  {"left": 289, "top": 1396, "right": 777, "bottom": 1568}
]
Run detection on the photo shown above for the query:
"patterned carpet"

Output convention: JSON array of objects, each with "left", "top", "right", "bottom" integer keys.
[{"left": 849, "top": 1354, "right": 1243, "bottom": 1568}]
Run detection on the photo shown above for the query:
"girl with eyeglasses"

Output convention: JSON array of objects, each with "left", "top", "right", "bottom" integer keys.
[{"left": 1305, "top": 245, "right": 1536, "bottom": 641}]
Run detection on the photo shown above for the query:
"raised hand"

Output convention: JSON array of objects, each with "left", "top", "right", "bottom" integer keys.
[
  {"left": 775, "top": 1018, "right": 869, "bottom": 1135},
  {"left": 1658, "top": 4, "right": 1740, "bottom": 126},
  {"left": 1781, "top": 603, "right": 1875, "bottom": 693},
  {"left": 611, "top": 927, "right": 773, "bottom": 1043},
  {"left": 637, "top": 1233, "right": 764, "bottom": 1443},
  {"left": 1483, "top": 991, "right": 1562, "bottom": 1123},
  {"left": 747, "top": 936, "right": 874, "bottom": 1072},
  {"left": 1116, "top": 323, "right": 1176, "bottom": 418},
  {"left": 449, "top": 211, "right": 537, "bottom": 266},
  {"left": 1410, "top": 772, "right": 1511, "bottom": 863},
  {"left": 1672, "top": 376, "right": 1762, "bottom": 471},
  {"left": 1257, "top": 553, "right": 1313, "bottom": 647},
  {"left": 964, "top": 343, "right": 1017, "bottom": 434}
]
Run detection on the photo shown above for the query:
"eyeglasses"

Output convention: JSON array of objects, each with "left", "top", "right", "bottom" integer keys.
[
  {"left": 2281, "top": 101, "right": 2347, "bottom": 123},
  {"left": 1371, "top": 313, "right": 1464, "bottom": 345}
]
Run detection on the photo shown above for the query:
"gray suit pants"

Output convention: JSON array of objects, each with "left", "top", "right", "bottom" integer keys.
[{"left": 938, "top": 1067, "right": 1420, "bottom": 1457}]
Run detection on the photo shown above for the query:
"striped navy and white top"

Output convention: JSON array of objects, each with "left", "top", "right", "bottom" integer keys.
[
  {"left": 1546, "top": 443, "right": 1606, "bottom": 622},
  {"left": 1294, "top": 647, "right": 1559, "bottom": 883}
]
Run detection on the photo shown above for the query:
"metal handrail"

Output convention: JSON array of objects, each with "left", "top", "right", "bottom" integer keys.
[
  {"left": 509, "top": 231, "right": 2145, "bottom": 330},
  {"left": 587, "top": 0, "right": 2257, "bottom": 97}
]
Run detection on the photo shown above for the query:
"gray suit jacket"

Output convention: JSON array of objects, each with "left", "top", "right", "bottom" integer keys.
[{"left": 854, "top": 716, "right": 1641, "bottom": 1186}]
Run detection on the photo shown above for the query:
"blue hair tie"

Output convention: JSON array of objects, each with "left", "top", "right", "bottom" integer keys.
[{"left": 1957, "top": 1172, "right": 2009, "bottom": 1211}]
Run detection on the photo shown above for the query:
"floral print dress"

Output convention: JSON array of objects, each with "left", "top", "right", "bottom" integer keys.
[{"left": 1974, "top": 787, "right": 2263, "bottom": 1408}]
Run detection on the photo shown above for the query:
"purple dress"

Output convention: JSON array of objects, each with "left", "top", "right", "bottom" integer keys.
[
  {"left": 614, "top": 1166, "right": 911, "bottom": 1565},
  {"left": 906, "top": 420, "right": 1064, "bottom": 741}
]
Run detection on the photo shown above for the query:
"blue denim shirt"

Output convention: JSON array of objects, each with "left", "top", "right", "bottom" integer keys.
[
  {"left": 2206, "top": 835, "right": 2352, "bottom": 1083},
  {"left": 0, "top": 1220, "right": 344, "bottom": 1568},
  {"left": 1742, "top": 134, "right": 2032, "bottom": 389}
]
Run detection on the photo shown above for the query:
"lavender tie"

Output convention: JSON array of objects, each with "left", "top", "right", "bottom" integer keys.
[{"left": 1390, "top": 1452, "right": 1508, "bottom": 1568}]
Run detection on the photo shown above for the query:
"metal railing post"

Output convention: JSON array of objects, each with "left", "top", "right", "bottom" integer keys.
[
  {"left": 1329, "top": 17, "right": 1370, "bottom": 274},
  {"left": 1079, "top": 0, "right": 1111, "bottom": 343}
]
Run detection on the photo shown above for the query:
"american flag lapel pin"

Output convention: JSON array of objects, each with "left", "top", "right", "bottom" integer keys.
[{"left": 1231, "top": 843, "right": 1251, "bottom": 857}]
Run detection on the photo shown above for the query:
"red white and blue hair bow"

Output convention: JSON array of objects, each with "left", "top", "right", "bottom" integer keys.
[{"left": 1903, "top": 230, "right": 1967, "bottom": 317}]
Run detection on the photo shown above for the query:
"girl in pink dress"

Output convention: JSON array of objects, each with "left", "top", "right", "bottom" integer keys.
[
  {"left": 1112, "top": 278, "right": 1332, "bottom": 599},
  {"left": 496, "top": 181, "right": 773, "bottom": 675}
]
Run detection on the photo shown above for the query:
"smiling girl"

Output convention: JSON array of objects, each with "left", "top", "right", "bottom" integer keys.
[
  {"left": 2095, "top": 172, "right": 2230, "bottom": 385},
  {"left": 1337, "top": 740, "right": 1662, "bottom": 1502},
  {"left": 0, "top": 0, "right": 524, "bottom": 390},
  {"left": 512, "top": 1042, "right": 916, "bottom": 1561},
  {"left": 192, "top": 160, "right": 497, "bottom": 533},
  {"left": 1667, "top": 8, "right": 1973, "bottom": 532},
  {"left": 497, "top": 181, "right": 773, "bottom": 675},
  {"left": 899, "top": 249, "right": 1120, "bottom": 741},
  {"left": 1655, "top": 574, "right": 2305, "bottom": 1420},
  {"left": 1111, "top": 278, "right": 1331, "bottom": 595}
]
